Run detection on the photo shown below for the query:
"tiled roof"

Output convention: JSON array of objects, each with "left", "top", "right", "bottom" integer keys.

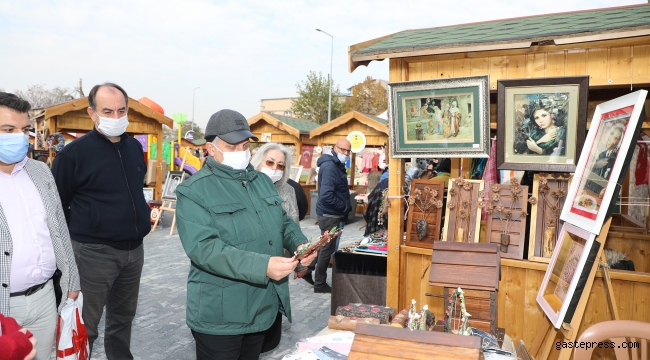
[
  {"left": 267, "top": 114, "right": 320, "bottom": 133},
  {"left": 364, "top": 114, "right": 387, "bottom": 126},
  {"left": 356, "top": 5, "right": 650, "bottom": 56}
]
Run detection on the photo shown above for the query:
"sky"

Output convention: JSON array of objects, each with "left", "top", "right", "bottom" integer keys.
[{"left": 0, "top": 0, "right": 646, "bottom": 130}]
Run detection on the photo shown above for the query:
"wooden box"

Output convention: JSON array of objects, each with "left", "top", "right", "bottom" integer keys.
[
  {"left": 485, "top": 184, "right": 529, "bottom": 260},
  {"left": 348, "top": 323, "right": 481, "bottom": 360},
  {"left": 405, "top": 179, "right": 445, "bottom": 248},
  {"left": 429, "top": 242, "right": 500, "bottom": 292}
]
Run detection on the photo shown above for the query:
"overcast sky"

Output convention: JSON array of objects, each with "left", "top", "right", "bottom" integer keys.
[{"left": 0, "top": 0, "right": 644, "bottom": 129}]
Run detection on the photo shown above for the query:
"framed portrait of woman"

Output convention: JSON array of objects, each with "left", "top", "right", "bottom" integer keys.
[
  {"left": 497, "top": 76, "right": 589, "bottom": 172},
  {"left": 561, "top": 90, "right": 648, "bottom": 235}
]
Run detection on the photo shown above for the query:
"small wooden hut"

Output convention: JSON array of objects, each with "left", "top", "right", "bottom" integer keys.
[{"left": 248, "top": 112, "right": 320, "bottom": 159}]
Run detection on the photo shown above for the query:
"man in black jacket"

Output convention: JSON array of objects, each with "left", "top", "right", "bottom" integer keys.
[
  {"left": 52, "top": 83, "right": 150, "bottom": 360},
  {"left": 305, "top": 139, "right": 352, "bottom": 293}
]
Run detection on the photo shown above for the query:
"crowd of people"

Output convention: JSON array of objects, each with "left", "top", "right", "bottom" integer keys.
[{"left": 0, "top": 84, "right": 351, "bottom": 360}]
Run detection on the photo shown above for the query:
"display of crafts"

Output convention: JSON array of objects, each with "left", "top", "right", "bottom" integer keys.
[
  {"left": 443, "top": 287, "right": 472, "bottom": 335},
  {"left": 293, "top": 226, "right": 343, "bottom": 261},
  {"left": 447, "top": 177, "right": 483, "bottom": 242},
  {"left": 46, "top": 132, "right": 66, "bottom": 152},
  {"left": 353, "top": 230, "right": 388, "bottom": 254},
  {"left": 407, "top": 186, "right": 443, "bottom": 240},
  {"left": 485, "top": 178, "right": 536, "bottom": 252},
  {"left": 390, "top": 299, "right": 435, "bottom": 331},
  {"left": 537, "top": 173, "right": 570, "bottom": 257}
]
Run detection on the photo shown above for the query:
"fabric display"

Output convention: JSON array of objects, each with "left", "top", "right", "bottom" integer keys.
[
  {"left": 481, "top": 139, "right": 498, "bottom": 221},
  {"left": 335, "top": 303, "right": 395, "bottom": 324},
  {"left": 363, "top": 179, "right": 389, "bottom": 236},
  {"left": 635, "top": 136, "right": 649, "bottom": 185},
  {"left": 361, "top": 152, "right": 374, "bottom": 173}
]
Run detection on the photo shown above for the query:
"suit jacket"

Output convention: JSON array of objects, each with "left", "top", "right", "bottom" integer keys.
[{"left": 0, "top": 159, "right": 80, "bottom": 314}]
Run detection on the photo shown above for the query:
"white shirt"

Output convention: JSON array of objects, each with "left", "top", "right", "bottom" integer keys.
[{"left": 0, "top": 157, "right": 56, "bottom": 292}]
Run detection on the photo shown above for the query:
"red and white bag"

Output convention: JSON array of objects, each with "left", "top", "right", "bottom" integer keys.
[{"left": 56, "top": 292, "right": 89, "bottom": 360}]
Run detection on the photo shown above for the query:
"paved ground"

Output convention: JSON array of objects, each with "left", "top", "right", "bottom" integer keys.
[{"left": 83, "top": 212, "right": 366, "bottom": 360}]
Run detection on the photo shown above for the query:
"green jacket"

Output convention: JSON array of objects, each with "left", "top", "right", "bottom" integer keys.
[{"left": 175, "top": 157, "right": 307, "bottom": 335}]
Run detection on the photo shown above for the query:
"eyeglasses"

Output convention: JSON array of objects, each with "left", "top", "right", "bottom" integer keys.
[
  {"left": 265, "top": 160, "right": 286, "bottom": 171},
  {"left": 336, "top": 146, "right": 351, "bottom": 154}
]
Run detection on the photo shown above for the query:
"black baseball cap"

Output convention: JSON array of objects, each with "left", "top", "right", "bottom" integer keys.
[{"left": 204, "top": 109, "right": 258, "bottom": 144}]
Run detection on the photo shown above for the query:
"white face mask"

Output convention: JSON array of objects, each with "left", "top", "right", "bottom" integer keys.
[
  {"left": 215, "top": 146, "right": 250, "bottom": 170},
  {"left": 97, "top": 115, "right": 129, "bottom": 137},
  {"left": 337, "top": 152, "right": 349, "bottom": 164},
  {"left": 260, "top": 166, "right": 283, "bottom": 183}
]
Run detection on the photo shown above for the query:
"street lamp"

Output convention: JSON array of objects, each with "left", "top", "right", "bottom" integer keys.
[
  {"left": 192, "top": 87, "right": 200, "bottom": 131},
  {"left": 316, "top": 28, "right": 333, "bottom": 123}
]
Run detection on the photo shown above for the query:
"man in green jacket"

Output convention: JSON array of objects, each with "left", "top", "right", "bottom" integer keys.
[{"left": 175, "top": 109, "right": 317, "bottom": 360}]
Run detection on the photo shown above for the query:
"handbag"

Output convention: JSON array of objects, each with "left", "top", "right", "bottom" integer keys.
[{"left": 56, "top": 292, "right": 89, "bottom": 360}]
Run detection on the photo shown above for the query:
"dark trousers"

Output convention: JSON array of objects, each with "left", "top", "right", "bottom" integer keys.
[
  {"left": 71, "top": 241, "right": 144, "bottom": 360},
  {"left": 261, "top": 313, "right": 283, "bottom": 353},
  {"left": 192, "top": 324, "right": 269, "bottom": 360},
  {"left": 308, "top": 216, "right": 345, "bottom": 288}
]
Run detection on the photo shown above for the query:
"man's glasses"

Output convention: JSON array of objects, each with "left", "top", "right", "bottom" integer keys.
[
  {"left": 336, "top": 146, "right": 351, "bottom": 154},
  {"left": 265, "top": 160, "right": 286, "bottom": 171}
]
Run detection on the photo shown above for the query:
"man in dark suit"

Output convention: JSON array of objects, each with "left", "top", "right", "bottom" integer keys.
[{"left": 586, "top": 127, "right": 622, "bottom": 196}]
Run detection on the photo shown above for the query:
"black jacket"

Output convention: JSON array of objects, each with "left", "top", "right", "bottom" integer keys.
[
  {"left": 51, "top": 129, "right": 151, "bottom": 249},
  {"left": 287, "top": 178, "right": 308, "bottom": 221},
  {"left": 316, "top": 153, "right": 351, "bottom": 217}
]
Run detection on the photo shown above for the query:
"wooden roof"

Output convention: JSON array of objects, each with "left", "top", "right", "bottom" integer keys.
[
  {"left": 348, "top": 4, "right": 650, "bottom": 72},
  {"left": 248, "top": 112, "right": 320, "bottom": 138},
  {"left": 44, "top": 96, "right": 173, "bottom": 128},
  {"left": 309, "top": 111, "right": 388, "bottom": 139}
]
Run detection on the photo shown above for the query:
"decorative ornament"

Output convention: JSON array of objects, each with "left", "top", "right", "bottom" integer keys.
[
  {"left": 46, "top": 133, "right": 66, "bottom": 152},
  {"left": 407, "top": 186, "right": 443, "bottom": 240},
  {"left": 486, "top": 178, "right": 534, "bottom": 253}
]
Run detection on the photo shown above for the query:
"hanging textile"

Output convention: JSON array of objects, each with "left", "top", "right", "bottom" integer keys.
[{"left": 481, "top": 139, "right": 498, "bottom": 220}]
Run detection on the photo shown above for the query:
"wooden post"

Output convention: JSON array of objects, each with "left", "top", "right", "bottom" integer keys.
[
  {"left": 350, "top": 153, "right": 356, "bottom": 187},
  {"left": 155, "top": 127, "right": 164, "bottom": 200}
]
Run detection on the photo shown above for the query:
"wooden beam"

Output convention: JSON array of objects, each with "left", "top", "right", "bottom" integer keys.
[{"left": 155, "top": 126, "right": 163, "bottom": 200}]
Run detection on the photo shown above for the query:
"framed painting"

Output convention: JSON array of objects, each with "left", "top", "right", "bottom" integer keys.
[
  {"left": 528, "top": 173, "right": 573, "bottom": 263},
  {"left": 388, "top": 75, "right": 490, "bottom": 158},
  {"left": 561, "top": 90, "right": 648, "bottom": 235},
  {"left": 536, "top": 223, "right": 600, "bottom": 329},
  {"left": 289, "top": 165, "right": 303, "bottom": 183},
  {"left": 497, "top": 76, "right": 588, "bottom": 172},
  {"left": 142, "top": 188, "right": 154, "bottom": 203},
  {"left": 162, "top": 171, "right": 186, "bottom": 200},
  {"left": 441, "top": 178, "right": 484, "bottom": 243}
]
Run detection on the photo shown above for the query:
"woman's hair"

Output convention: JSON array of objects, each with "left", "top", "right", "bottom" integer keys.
[
  {"left": 436, "top": 158, "right": 451, "bottom": 173},
  {"left": 528, "top": 98, "right": 566, "bottom": 128},
  {"left": 250, "top": 142, "right": 292, "bottom": 187}
]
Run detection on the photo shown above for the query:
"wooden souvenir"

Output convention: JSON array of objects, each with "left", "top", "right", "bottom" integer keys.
[
  {"left": 528, "top": 173, "right": 572, "bottom": 263},
  {"left": 441, "top": 178, "right": 484, "bottom": 243},
  {"left": 485, "top": 181, "right": 530, "bottom": 260},
  {"left": 443, "top": 287, "right": 497, "bottom": 335},
  {"left": 335, "top": 304, "right": 395, "bottom": 324},
  {"left": 348, "top": 323, "right": 481, "bottom": 360},
  {"left": 293, "top": 228, "right": 343, "bottom": 260},
  {"left": 405, "top": 179, "right": 445, "bottom": 248},
  {"left": 429, "top": 241, "right": 500, "bottom": 292},
  {"left": 327, "top": 315, "right": 380, "bottom": 331}
]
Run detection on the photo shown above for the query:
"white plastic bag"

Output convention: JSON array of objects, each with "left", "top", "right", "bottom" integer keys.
[{"left": 56, "top": 292, "right": 89, "bottom": 360}]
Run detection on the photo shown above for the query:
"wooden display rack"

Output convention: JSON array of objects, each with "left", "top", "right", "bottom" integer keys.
[{"left": 527, "top": 218, "right": 616, "bottom": 360}]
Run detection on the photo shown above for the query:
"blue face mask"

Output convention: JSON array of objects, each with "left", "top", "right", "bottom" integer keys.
[
  {"left": 337, "top": 152, "right": 349, "bottom": 164},
  {"left": 0, "top": 133, "right": 29, "bottom": 164}
]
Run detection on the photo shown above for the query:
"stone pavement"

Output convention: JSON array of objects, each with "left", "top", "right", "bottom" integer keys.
[{"left": 84, "top": 212, "right": 367, "bottom": 360}]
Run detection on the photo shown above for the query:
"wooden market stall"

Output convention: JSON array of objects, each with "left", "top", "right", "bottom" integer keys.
[
  {"left": 309, "top": 110, "right": 389, "bottom": 192},
  {"left": 42, "top": 97, "right": 174, "bottom": 199},
  {"left": 348, "top": 3, "right": 650, "bottom": 358}
]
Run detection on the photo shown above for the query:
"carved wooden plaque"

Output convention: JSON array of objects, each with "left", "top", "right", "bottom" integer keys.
[{"left": 405, "top": 179, "right": 445, "bottom": 248}]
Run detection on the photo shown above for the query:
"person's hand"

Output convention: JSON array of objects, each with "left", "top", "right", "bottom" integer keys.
[
  {"left": 67, "top": 291, "right": 79, "bottom": 300},
  {"left": 526, "top": 138, "right": 543, "bottom": 154},
  {"left": 536, "top": 129, "right": 558, "bottom": 144},
  {"left": 296, "top": 244, "right": 318, "bottom": 267},
  {"left": 19, "top": 328, "right": 37, "bottom": 360},
  {"left": 267, "top": 256, "right": 298, "bottom": 281}
]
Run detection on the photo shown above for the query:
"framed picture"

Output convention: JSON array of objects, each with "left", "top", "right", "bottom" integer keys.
[
  {"left": 561, "top": 90, "right": 648, "bottom": 235},
  {"left": 142, "top": 188, "right": 154, "bottom": 203},
  {"left": 289, "top": 165, "right": 303, "bottom": 183},
  {"left": 536, "top": 223, "right": 600, "bottom": 328},
  {"left": 388, "top": 75, "right": 490, "bottom": 158},
  {"left": 497, "top": 76, "right": 588, "bottom": 172},
  {"left": 162, "top": 171, "right": 186, "bottom": 199},
  {"left": 528, "top": 173, "right": 573, "bottom": 263}
]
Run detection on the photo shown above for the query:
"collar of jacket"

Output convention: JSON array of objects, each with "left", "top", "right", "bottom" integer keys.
[
  {"left": 204, "top": 156, "right": 258, "bottom": 181},
  {"left": 88, "top": 127, "right": 128, "bottom": 145}
]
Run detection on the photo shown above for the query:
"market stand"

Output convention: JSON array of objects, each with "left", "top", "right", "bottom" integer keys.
[{"left": 347, "top": 4, "right": 650, "bottom": 359}]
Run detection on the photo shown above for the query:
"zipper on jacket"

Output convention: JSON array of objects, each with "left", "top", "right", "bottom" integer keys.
[{"left": 117, "top": 149, "right": 139, "bottom": 240}]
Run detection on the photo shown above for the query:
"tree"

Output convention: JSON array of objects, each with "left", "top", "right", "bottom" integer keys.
[
  {"left": 342, "top": 76, "right": 388, "bottom": 115},
  {"left": 291, "top": 71, "right": 342, "bottom": 125},
  {"left": 14, "top": 84, "right": 72, "bottom": 108}
]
